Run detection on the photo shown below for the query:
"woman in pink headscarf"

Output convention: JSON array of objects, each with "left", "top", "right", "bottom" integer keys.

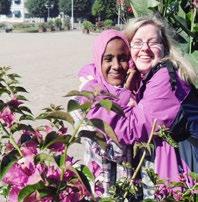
[{"left": 75, "top": 29, "right": 138, "bottom": 197}]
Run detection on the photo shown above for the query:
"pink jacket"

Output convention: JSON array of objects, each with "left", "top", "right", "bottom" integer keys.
[{"left": 87, "top": 66, "right": 192, "bottom": 183}]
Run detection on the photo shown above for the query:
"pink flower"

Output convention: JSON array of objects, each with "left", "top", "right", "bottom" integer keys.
[
  {"left": 32, "top": 129, "right": 43, "bottom": 141},
  {"left": 3, "top": 163, "right": 29, "bottom": 186},
  {"left": 5, "top": 142, "right": 14, "bottom": 153},
  {"left": 45, "top": 125, "right": 53, "bottom": 133},
  {"left": 59, "top": 126, "right": 68, "bottom": 134},
  {"left": 21, "top": 140, "right": 38, "bottom": 156},
  {"left": 7, "top": 96, "right": 23, "bottom": 108},
  {"left": 89, "top": 161, "right": 102, "bottom": 177},
  {"left": 8, "top": 186, "right": 21, "bottom": 202},
  {"left": 64, "top": 169, "right": 75, "bottom": 181},
  {"left": 172, "top": 190, "right": 183, "bottom": 201},
  {"left": 0, "top": 107, "right": 15, "bottom": 127},
  {"left": 46, "top": 166, "right": 61, "bottom": 182},
  {"left": 95, "top": 183, "right": 104, "bottom": 196},
  {"left": 59, "top": 187, "right": 80, "bottom": 202},
  {"left": 49, "top": 142, "right": 65, "bottom": 153}
]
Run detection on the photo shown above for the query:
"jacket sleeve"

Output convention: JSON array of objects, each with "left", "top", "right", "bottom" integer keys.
[{"left": 87, "top": 68, "right": 184, "bottom": 144}]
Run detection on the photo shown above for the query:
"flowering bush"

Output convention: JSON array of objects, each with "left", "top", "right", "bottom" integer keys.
[
  {"left": 0, "top": 66, "right": 198, "bottom": 202},
  {"left": 0, "top": 67, "right": 96, "bottom": 201}
]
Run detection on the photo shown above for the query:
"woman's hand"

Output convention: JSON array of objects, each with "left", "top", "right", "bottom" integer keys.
[{"left": 124, "top": 69, "right": 140, "bottom": 93}]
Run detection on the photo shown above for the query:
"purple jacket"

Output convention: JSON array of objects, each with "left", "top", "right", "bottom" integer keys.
[{"left": 87, "top": 66, "right": 192, "bottom": 183}]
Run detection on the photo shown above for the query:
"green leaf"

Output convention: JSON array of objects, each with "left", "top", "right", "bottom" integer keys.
[
  {"left": 19, "top": 114, "right": 34, "bottom": 121},
  {"left": 80, "top": 102, "right": 92, "bottom": 112},
  {"left": 10, "top": 123, "right": 34, "bottom": 134},
  {"left": 14, "top": 86, "right": 28, "bottom": 93},
  {"left": 18, "top": 106, "right": 33, "bottom": 114},
  {"left": 146, "top": 168, "right": 160, "bottom": 184},
  {"left": 169, "top": 181, "right": 186, "bottom": 188},
  {"left": 185, "top": 51, "right": 198, "bottom": 76},
  {"left": 192, "top": 184, "right": 198, "bottom": 190},
  {"left": 18, "top": 181, "right": 45, "bottom": 202},
  {"left": 42, "top": 131, "right": 71, "bottom": 149},
  {"left": 0, "top": 150, "right": 19, "bottom": 180},
  {"left": 78, "top": 165, "right": 95, "bottom": 181},
  {"left": 34, "top": 153, "right": 55, "bottom": 164},
  {"left": 36, "top": 112, "right": 48, "bottom": 119},
  {"left": 79, "top": 130, "right": 107, "bottom": 150},
  {"left": 99, "top": 198, "right": 115, "bottom": 202},
  {"left": 174, "top": 15, "right": 188, "bottom": 30},
  {"left": 65, "top": 90, "right": 94, "bottom": 98},
  {"left": 74, "top": 165, "right": 93, "bottom": 195},
  {"left": 0, "top": 185, "right": 10, "bottom": 199},
  {"left": 130, "top": 0, "right": 160, "bottom": 17},
  {"left": 98, "top": 99, "right": 124, "bottom": 115},
  {"left": 16, "top": 95, "right": 28, "bottom": 101},
  {"left": 190, "top": 172, "right": 198, "bottom": 182},
  {"left": 99, "top": 99, "right": 112, "bottom": 110},
  {"left": 0, "top": 88, "right": 10, "bottom": 95},
  {"left": 89, "top": 118, "right": 120, "bottom": 146},
  {"left": 7, "top": 73, "right": 21, "bottom": 79},
  {"left": 45, "top": 111, "right": 74, "bottom": 125},
  {"left": 67, "top": 99, "right": 81, "bottom": 112},
  {"left": 178, "top": 4, "right": 187, "bottom": 19}
]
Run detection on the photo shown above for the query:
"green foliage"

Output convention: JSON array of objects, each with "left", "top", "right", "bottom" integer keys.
[
  {"left": 82, "top": 20, "right": 94, "bottom": 31},
  {"left": 59, "top": 0, "right": 92, "bottom": 19},
  {"left": 0, "top": 0, "right": 11, "bottom": 15},
  {"left": 18, "top": 181, "right": 46, "bottom": 202},
  {"left": 25, "top": 0, "right": 59, "bottom": 20},
  {"left": 92, "top": 0, "right": 117, "bottom": 21},
  {"left": 1, "top": 66, "right": 198, "bottom": 201},
  {"left": 46, "top": 19, "right": 55, "bottom": 31},
  {"left": 58, "top": 0, "right": 71, "bottom": 15},
  {"left": 104, "top": 19, "right": 113, "bottom": 28},
  {"left": 38, "top": 22, "right": 47, "bottom": 32},
  {"left": 62, "top": 16, "right": 70, "bottom": 30},
  {"left": 156, "top": 126, "right": 178, "bottom": 148},
  {"left": 54, "top": 18, "right": 62, "bottom": 30},
  {"left": 74, "top": 0, "right": 92, "bottom": 19},
  {"left": 12, "top": 23, "right": 39, "bottom": 33}
]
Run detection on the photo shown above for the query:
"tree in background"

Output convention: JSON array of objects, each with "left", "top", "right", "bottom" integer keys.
[
  {"left": 25, "top": 0, "right": 59, "bottom": 21},
  {"left": 59, "top": 0, "right": 70, "bottom": 16},
  {"left": 0, "top": 0, "right": 11, "bottom": 15},
  {"left": 92, "top": 0, "right": 117, "bottom": 21},
  {"left": 59, "top": 0, "right": 92, "bottom": 20}
]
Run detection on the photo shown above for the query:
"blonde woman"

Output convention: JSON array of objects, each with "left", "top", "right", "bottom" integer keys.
[{"left": 85, "top": 16, "right": 197, "bottom": 198}]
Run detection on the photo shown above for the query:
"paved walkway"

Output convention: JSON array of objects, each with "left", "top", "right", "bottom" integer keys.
[
  {"left": 0, "top": 31, "right": 98, "bottom": 165},
  {"left": 0, "top": 31, "right": 98, "bottom": 113}
]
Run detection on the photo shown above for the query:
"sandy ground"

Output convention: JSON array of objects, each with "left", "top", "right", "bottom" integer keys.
[{"left": 0, "top": 31, "right": 99, "bottom": 172}]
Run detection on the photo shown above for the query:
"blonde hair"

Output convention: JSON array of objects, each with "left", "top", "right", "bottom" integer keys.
[{"left": 124, "top": 16, "right": 197, "bottom": 85}]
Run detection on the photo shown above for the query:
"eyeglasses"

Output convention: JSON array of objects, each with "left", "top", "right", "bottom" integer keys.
[{"left": 130, "top": 41, "right": 162, "bottom": 49}]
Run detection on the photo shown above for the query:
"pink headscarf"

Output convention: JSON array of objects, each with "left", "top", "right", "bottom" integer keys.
[{"left": 78, "top": 29, "right": 133, "bottom": 96}]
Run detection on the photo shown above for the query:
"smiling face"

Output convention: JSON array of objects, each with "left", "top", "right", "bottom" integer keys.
[
  {"left": 101, "top": 38, "right": 130, "bottom": 86},
  {"left": 130, "top": 24, "right": 165, "bottom": 75}
]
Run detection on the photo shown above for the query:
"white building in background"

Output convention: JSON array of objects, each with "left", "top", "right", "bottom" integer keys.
[{"left": 0, "top": 0, "right": 28, "bottom": 22}]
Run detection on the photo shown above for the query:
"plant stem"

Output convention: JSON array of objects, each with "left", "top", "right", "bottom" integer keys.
[
  {"left": 189, "top": 7, "right": 196, "bottom": 54},
  {"left": 130, "top": 119, "right": 157, "bottom": 184},
  {"left": 58, "top": 111, "right": 88, "bottom": 188},
  {"left": 68, "top": 110, "right": 88, "bottom": 145},
  {"left": 0, "top": 122, "right": 23, "bottom": 157}
]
